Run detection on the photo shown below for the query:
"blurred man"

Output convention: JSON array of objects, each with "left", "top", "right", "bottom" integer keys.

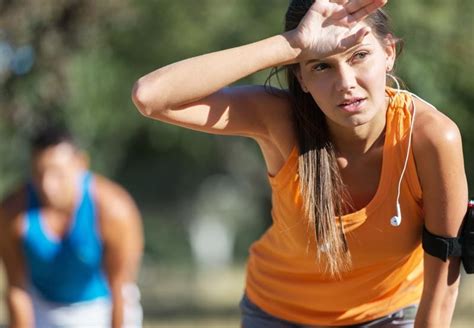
[{"left": 0, "top": 126, "right": 144, "bottom": 327}]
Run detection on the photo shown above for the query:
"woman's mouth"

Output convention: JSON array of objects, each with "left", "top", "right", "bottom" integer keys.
[{"left": 338, "top": 98, "right": 366, "bottom": 112}]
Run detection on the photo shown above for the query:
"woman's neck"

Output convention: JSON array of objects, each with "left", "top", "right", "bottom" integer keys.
[{"left": 328, "top": 103, "right": 388, "bottom": 157}]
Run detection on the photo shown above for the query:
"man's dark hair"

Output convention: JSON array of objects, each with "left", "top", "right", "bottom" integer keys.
[{"left": 30, "top": 125, "right": 77, "bottom": 152}]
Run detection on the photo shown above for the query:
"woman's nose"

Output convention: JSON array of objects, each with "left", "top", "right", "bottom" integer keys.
[{"left": 335, "top": 65, "right": 357, "bottom": 92}]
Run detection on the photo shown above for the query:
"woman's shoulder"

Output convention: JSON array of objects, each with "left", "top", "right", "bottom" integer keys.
[
  {"left": 237, "top": 84, "right": 295, "bottom": 141},
  {"left": 412, "top": 96, "right": 462, "bottom": 151},
  {"left": 410, "top": 96, "right": 463, "bottom": 182},
  {"left": 236, "top": 86, "right": 296, "bottom": 173}
]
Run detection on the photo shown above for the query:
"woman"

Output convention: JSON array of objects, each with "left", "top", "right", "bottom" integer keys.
[{"left": 132, "top": 0, "right": 467, "bottom": 326}]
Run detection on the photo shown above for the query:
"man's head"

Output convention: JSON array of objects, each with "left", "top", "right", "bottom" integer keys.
[{"left": 30, "top": 126, "right": 88, "bottom": 211}]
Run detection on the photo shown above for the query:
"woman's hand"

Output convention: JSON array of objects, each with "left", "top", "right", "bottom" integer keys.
[{"left": 293, "top": 0, "right": 388, "bottom": 60}]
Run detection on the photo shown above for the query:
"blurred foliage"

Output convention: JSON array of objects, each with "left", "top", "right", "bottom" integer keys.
[
  {"left": 0, "top": 0, "right": 473, "bottom": 264},
  {"left": 388, "top": 0, "right": 474, "bottom": 184}
]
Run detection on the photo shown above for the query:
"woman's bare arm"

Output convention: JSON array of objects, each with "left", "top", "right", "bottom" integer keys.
[
  {"left": 131, "top": 0, "right": 387, "bottom": 140},
  {"left": 412, "top": 99, "right": 468, "bottom": 327},
  {"left": 132, "top": 34, "right": 299, "bottom": 139}
]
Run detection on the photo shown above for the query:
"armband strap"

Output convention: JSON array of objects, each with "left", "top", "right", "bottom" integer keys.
[{"left": 422, "top": 227, "right": 462, "bottom": 262}]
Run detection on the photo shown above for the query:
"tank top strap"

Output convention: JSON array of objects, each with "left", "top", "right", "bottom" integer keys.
[
  {"left": 24, "top": 183, "right": 43, "bottom": 236},
  {"left": 26, "top": 182, "right": 40, "bottom": 210},
  {"left": 385, "top": 87, "right": 422, "bottom": 202},
  {"left": 70, "top": 171, "right": 102, "bottom": 245},
  {"left": 268, "top": 145, "right": 299, "bottom": 189},
  {"left": 79, "top": 171, "right": 96, "bottom": 221},
  {"left": 385, "top": 88, "right": 413, "bottom": 144},
  {"left": 83, "top": 171, "right": 93, "bottom": 190}
]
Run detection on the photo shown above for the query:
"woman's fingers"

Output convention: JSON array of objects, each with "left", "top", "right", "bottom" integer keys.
[
  {"left": 298, "top": 0, "right": 385, "bottom": 59},
  {"left": 339, "top": 26, "right": 371, "bottom": 50},
  {"left": 332, "top": 0, "right": 387, "bottom": 25},
  {"left": 344, "top": 0, "right": 387, "bottom": 14},
  {"left": 348, "top": 0, "right": 387, "bottom": 21},
  {"left": 346, "top": 5, "right": 371, "bottom": 24}
]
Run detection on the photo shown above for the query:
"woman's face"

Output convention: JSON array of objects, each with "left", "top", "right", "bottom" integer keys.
[{"left": 297, "top": 27, "right": 396, "bottom": 130}]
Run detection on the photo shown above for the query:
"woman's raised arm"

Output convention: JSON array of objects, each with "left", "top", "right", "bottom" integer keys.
[
  {"left": 132, "top": 34, "right": 300, "bottom": 139},
  {"left": 131, "top": 0, "right": 387, "bottom": 139}
]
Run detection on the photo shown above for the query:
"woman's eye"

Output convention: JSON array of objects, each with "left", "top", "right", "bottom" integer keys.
[
  {"left": 312, "top": 63, "right": 329, "bottom": 72},
  {"left": 353, "top": 51, "right": 369, "bottom": 61}
]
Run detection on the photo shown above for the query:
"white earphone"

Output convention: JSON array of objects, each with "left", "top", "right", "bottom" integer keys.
[
  {"left": 387, "top": 74, "right": 415, "bottom": 227},
  {"left": 390, "top": 201, "right": 402, "bottom": 227},
  {"left": 386, "top": 75, "right": 439, "bottom": 227}
]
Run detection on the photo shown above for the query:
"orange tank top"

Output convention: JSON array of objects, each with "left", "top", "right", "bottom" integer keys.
[{"left": 245, "top": 89, "right": 424, "bottom": 326}]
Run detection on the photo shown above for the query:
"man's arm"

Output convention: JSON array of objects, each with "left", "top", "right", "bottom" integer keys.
[
  {"left": 0, "top": 191, "right": 35, "bottom": 328},
  {"left": 95, "top": 176, "right": 144, "bottom": 328}
]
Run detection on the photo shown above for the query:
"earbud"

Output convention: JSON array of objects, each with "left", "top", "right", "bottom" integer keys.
[
  {"left": 390, "top": 202, "right": 402, "bottom": 227},
  {"left": 386, "top": 79, "right": 417, "bottom": 228}
]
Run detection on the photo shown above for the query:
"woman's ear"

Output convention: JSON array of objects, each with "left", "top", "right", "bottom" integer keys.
[
  {"left": 295, "top": 67, "right": 309, "bottom": 93},
  {"left": 384, "top": 34, "right": 397, "bottom": 72}
]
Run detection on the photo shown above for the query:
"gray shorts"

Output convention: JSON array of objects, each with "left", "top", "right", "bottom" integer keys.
[{"left": 240, "top": 294, "right": 417, "bottom": 328}]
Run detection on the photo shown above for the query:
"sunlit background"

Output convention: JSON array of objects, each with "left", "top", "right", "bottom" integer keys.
[{"left": 0, "top": 0, "right": 473, "bottom": 327}]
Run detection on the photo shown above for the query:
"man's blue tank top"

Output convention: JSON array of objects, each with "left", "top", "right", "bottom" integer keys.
[{"left": 22, "top": 172, "right": 110, "bottom": 303}]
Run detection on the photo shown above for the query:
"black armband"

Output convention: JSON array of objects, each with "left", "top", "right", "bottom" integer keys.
[
  {"left": 422, "top": 227, "right": 462, "bottom": 261},
  {"left": 422, "top": 201, "right": 474, "bottom": 274}
]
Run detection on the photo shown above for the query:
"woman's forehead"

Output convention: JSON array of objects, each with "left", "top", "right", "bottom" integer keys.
[{"left": 305, "top": 32, "right": 382, "bottom": 64}]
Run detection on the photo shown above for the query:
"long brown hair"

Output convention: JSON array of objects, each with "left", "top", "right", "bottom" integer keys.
[{"left": 269, "top": 0, "right": 402, "bottom": 276}]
